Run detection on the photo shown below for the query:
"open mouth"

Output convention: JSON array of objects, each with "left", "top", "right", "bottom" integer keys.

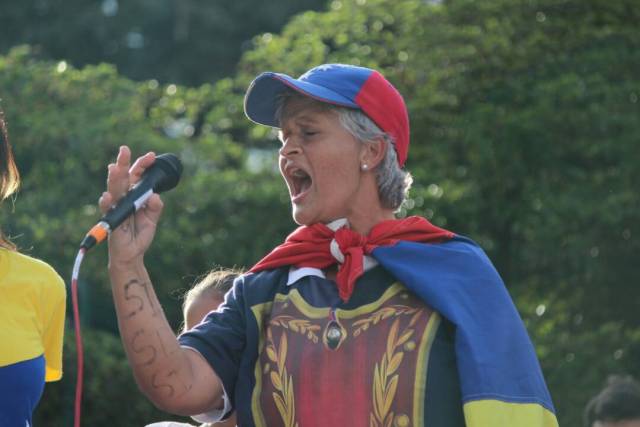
[{"left": 288, "top": 167, "right": 312, "bottom": 200}]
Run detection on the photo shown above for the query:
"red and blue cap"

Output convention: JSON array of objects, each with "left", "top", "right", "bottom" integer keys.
[{"left": 244, "top": 64, "right": 410, "bottom": 167}]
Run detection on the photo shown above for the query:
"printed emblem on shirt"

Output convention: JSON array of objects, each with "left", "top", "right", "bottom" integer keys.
[{"left": 250, "top": 283, "right": 440, "bottom": 427}]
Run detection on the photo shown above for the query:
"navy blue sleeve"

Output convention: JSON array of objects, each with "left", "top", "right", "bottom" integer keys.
[
  {"left": 424, "top": 318, "right": 466, "bottom": 426},
  {"left": 178, "top": 275, "right": 248, "bottom": 401}
]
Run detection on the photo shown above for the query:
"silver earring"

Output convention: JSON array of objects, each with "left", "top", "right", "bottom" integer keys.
[{"left": 361, "top": 164, "right": 368, "bottom": 171}]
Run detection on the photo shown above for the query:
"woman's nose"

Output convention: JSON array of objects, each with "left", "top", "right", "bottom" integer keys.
[{"left": 279, "top": 136, "right": 301, "bottom": 157}]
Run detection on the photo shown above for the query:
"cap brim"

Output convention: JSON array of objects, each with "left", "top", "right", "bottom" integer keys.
[{"left": 244, "top": 72, "right": 359, "bottom": 128}]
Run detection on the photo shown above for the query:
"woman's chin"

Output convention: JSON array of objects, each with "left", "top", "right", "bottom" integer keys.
[
  {"left": 292, "top": 212, "right": 311, "bottom": 226},
  {"left": 291, "top": 206, "right": 317, "bottom": 226}
]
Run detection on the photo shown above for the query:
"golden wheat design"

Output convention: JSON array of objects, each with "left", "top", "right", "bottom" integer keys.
[
  {"left": 270, "top": 315, "right": 321, "bottom": 343},
  {"left": 369, "top": 310, "right": 422, "bottom": 427},
  {"left": 353, "top": 305, "right": 420, "bottom": 338},
  {"left": 265, "top": 327, "right": 299, "bottom": 427}
]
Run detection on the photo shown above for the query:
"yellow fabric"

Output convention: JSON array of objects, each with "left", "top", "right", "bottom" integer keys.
[
  {"left": 0, "top": 249, "right": 66, "bottom": 381},
  {"left": 463, "top": 399, "right": 559, "bottom": 427}
]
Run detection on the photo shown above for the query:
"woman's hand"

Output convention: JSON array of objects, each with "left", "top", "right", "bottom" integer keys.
[{"left": 99, "top": 146, "right": 164, "bottom": 267}]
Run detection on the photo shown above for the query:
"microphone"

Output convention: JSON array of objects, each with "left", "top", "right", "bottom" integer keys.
[{"left": 80, "top": 153, "right": 183, "bottom": 251}]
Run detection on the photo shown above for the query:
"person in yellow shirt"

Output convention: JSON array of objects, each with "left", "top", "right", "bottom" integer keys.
[{"left": 0, "top": 108, "right": 66, "bottom": 427}]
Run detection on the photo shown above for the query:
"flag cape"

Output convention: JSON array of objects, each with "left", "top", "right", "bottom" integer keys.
[{"left": 372, "top": 236, "right": 558, "bottom": 427}]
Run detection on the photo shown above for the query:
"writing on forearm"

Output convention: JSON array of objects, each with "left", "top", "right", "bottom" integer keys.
[
  {"left": 126, "top": 322, "right": 196, "bottom": 402},
  {"left": 151, "top": 371, "right": 175, "bottom": 397},
  {"left": 110, "top": 261, "right": 213, "bottom": 410},
  {"left": 129, "top": 325, "right": 180, "bottom": 366},
  {"left": 124, "top": 279, "right": 145, "bottom": 318},
  {"left": 155, "top": 328, "right": 176, "bottom": 358},
  {"left": 152, "top": 368, "right": 194, "bottom": 399},
  {"left": 130, "top": 328, "right": 157, "bottom": 366},
  {"left": 124, "top": 278, "right": 159, "bottom": 318}
]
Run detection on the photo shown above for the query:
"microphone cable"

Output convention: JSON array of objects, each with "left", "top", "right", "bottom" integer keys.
[{"left": 70, "top": 248, "right": 86, "bottom": 427}]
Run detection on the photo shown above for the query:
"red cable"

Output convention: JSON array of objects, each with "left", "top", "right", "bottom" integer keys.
[{"left": 71, "top": 248, "right": 86, "bottom": 427}]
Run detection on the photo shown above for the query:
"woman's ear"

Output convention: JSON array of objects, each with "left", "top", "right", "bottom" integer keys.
[{"left": 360, "top": 137, "right": 387, "bottom": 170}]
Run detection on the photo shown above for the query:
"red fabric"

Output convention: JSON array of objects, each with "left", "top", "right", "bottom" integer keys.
[
  {"left": 355, "top": 71, "right": 410, "bottom": 167},
  {"left": 250, "top": 216, "right": 454, "bottom": 301}
]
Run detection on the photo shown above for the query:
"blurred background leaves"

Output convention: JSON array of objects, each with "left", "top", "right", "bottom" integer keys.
[{"left": 1, "top": 0, "right": 639, "bottom": 425}]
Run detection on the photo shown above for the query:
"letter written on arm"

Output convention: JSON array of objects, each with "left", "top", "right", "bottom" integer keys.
[{"left": 124, "top": 279, "right": 159, "bottom": 318}]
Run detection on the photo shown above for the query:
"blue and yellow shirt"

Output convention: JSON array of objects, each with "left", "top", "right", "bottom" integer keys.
[{"left": 0, "top": 249, "right": 66, "bottom": 426}]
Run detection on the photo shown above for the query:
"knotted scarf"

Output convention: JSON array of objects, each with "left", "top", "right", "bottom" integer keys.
[{"left": 250, "top": 215, "right": 453, "bottom": 301}]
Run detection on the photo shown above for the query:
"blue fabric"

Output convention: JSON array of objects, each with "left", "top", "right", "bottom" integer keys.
[
  {"left": 0, "top": 355, "right": 45, "bottom": 427},
  {"left": 244, "top": 64, "right": 374, "bottom": 127},
  {"left": 372, "top": 236, "right": 555, "bottom": 412}
]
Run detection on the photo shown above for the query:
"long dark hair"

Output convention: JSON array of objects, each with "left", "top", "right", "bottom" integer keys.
[{"left": 0, "top": 107, "right": 20, "bottom": 250}]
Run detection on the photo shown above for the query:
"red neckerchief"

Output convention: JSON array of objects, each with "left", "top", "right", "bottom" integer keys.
[{"left": 250, "top": 216, "right": 454, "bottom": 302}]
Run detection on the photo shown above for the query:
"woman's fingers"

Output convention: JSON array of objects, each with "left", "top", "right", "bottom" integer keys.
[
  {"left": 106, "top": 146, "right": 156, "bottom": 202},
  {"left": 107, "top": 146, "right": 133, "bottom": 198},
  {"left": 116, "top": 145, "right": 132, "bottom": 168},
  {"left": 129, "top": 151, "right": 156, "bottom": 186},
  {"left": 141, "top": 194, "right": 164, "bottom": 225},
  {"left": 98, "top": 191, "right": 113, "bottom": 214},
  {"left": 102, "top": 146, "right": 163, "bottom": 224}
]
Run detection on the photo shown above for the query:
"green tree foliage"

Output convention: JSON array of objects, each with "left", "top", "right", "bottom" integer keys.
[
  {"left": 0, "top": 0, "right": 327, "bottom": 86},
  {"left": 0, "top": 0, "right": 638, "bottom": 425}
]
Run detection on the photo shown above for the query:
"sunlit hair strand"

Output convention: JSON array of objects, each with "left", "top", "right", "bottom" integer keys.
[{"left": 0, "top": 108, "right": 20, "bottom": 250}]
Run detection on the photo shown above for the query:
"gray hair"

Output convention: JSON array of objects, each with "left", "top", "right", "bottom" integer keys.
[{"left": 275, "top": 91, "right": 412, "bottom": 210}]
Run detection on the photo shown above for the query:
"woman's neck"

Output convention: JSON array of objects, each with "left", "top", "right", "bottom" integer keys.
[
  {"left": 345, "top": 175, "right": 397, "bottom": 235},
  {"left": 333, "top": 208, "right": 396, "bottom": 235}
]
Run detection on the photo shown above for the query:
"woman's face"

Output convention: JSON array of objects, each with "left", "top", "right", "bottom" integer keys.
[{"left": 278, "top": 98, "right": 366, "bottom": 226}]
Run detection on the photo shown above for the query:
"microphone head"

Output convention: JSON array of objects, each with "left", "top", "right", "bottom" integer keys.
[{"left": 152, "top": 153, "right": 183, "bottom": 193}]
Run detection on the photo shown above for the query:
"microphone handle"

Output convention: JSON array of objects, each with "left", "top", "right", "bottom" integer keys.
[
  {"left": 80, "top": 175, "right": 160, "bottom": 251},
  {"left": 80, "top": 152, "right": 182, "bottom": 251},
  {"left": 101, "top": 185, "right": 154, "bottom": 231}
]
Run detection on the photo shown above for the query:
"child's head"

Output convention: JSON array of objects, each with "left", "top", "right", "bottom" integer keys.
[{"left": 182, "top": 268, "right": 243, "bottom": 332}]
